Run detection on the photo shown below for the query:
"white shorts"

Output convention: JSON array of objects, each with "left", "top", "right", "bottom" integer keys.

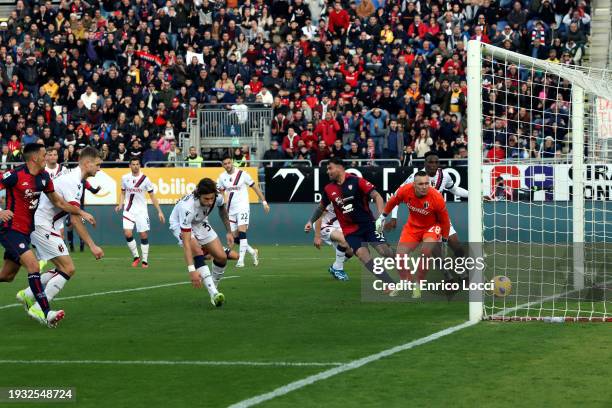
[
  {"left": 229, "top": 211, "right": 249, "bottom": 232},
  {"left": 449, "top": 222, "right": 457, "bottom": 237},
  {"left": 31, "top": 226, "right": 70, "bottom": 261},
  {"left": 170, "top": 222, "right": 218, "bottom": 247},
  {"left": 122, "top": 211, "right": 150, "bottom": 233},
  {"left": 320, "top": 225, "right": 342, "bottom": 246}
]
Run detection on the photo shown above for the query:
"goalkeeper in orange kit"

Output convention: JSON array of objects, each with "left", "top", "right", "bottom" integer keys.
[{"left": 376, "top": 171, "right": 450, "bottom": 297}]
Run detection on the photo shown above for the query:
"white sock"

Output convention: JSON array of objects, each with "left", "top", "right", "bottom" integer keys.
[
  {"left": 239, "top": 239, "right": 247, "bottom": 262},
  {"left": 198, "top": 265, "right": 218, "bottom": 297},
  {"left": 333, "top": 248, "right": 346, "bottom": 270},
  {"left": 127, "top": 239, "right": 139, "bottom": 258},
  {"left": 141, "top": 244, "right": 150, "bottom": 263},
  {"left": 211, "top": 262, "right": 225, "bottom": 286},
  {"left": 246, "top": 242, "right": 256, "bottom": 255},
  {"left": 45, "top": 272, "right": 69, "bottom": 301},
  {"left": 24, "top": 271, "right": 55, "bottom": 299}
]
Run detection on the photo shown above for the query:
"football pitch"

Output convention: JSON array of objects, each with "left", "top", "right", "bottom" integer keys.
[{"left": 0, "top": 245, "right": 610, "bottom": 407}]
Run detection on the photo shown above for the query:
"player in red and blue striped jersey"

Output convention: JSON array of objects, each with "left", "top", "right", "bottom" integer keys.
[
  {"left": 304, "top": 157, "right": 396, "bottom": 286},
  {"left": 0, "top": 143, "right": 96, "bottom": 328}
]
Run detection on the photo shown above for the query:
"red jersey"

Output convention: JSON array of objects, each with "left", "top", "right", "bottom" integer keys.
[
  {"left": 321, "top": 174, "right": 375, "bottom": 235},
  {"left": 384, "top": 183, "right": 450, "bottom": 238},
  {"left": 0, "top": 165, "right": 55, "bottom": 234}
]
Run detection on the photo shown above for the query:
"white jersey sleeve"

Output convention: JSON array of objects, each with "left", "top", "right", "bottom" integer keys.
[
  {"left": 177, "top": 199, "right": 196, "bottom": 232},
  {"left": 123, "top": 173, "right": 154, "bottom": 214},
  {"left": 34, "top": 167, "right": 83, "bottom": 232},
  {"left": 221, "top": 170, "right": 253, "bottom": 214}
]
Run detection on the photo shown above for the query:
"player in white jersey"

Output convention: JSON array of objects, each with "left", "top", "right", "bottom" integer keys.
[
  {"left": 386, "top": 152, "right": 468, "bottom": 259},
  {"left": 217, "top": 155, "right": 269, "bottom": 268},
  {"left": 44, "top": 148, "right": 63, "bottom": 179},
  {"left": 17, "top": 147, "right": 104, "bottom": 320},
  {"left": 115, "top": 158, "right": 165, "bottom": 268},
  {"left": 169, "top": 178, "right": 233, "bottom": 307},
  {"left": 310, "top": 203, "right": 353, "bottom": 281}
]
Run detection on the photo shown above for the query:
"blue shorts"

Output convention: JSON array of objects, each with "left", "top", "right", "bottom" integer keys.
[
  {"left": 345, "top": 224, "right": 386, "bottom": 252},
  {"left": 0, "top": 228, "right": 32, "bottom": 264}
]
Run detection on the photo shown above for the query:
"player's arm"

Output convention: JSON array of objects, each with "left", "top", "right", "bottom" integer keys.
[
  {"left": 304, "top": 201, "right": 325, "bottom": 233},
  {"left": 246, "top": 173, "right": 269, "bottom": 213},
  {"left": 84, "top": 180, "right": 101, "bottom": 195},
  {"left": 148, "top": 191, "right": 165, "bottom": 223},
  {"left": 376, "top": 186, "right": 405, "bottom": 233},
  {"left": 115, "top": 188, "right": 125, "bottom": 212},
  {"left": 180, "top": 228, "right": 202, "bottom": 289},
  {"left": 370, "top": 189, "right": 385, "bottom": 216},
  {"left": 313, "top": 217, "right": 322, "bottom": 249},
  {"left": 70, "top": 213, "right": 104, "bottom": 259},
  {"left": 447, "top": 185, "right": 468, "bottom": 198},
  {"left": 250, "top": 183, "right": 270, "bottom": 213},
  {"left": 218, "top": 203, "right": 234, "bottom": 247},
  {"left": 46, "top": 191, "right": 96, "bottom": 226},
  {"left": 436, "top": 197, "right": 451, "bottom": 240},
  {"left": 0, "top": 171, "right": 16, "bottom": 221}
]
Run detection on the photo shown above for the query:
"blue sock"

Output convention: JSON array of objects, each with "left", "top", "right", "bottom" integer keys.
[
  {"left": 193, "top": 255, "right": 206, "bottom": 269},
  {"left": 28, "top": 273, "right": 50, "bottom": 316}
]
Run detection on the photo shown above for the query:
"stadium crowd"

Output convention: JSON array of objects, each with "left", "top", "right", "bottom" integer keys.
[{"left": 0, "top": 0, "right": 592, "bottom": 169}]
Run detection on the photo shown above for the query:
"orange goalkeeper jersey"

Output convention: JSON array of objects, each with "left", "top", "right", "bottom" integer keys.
[{"left": 384, "top": 183, "right": 451, "bottom": 238}]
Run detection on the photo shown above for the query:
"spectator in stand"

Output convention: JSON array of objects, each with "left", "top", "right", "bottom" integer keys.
[
  {"left": 143, "top": 139, "right": 165, "bottom": 167},
  {"left": 165, "top": 140, "right": 182, "bottom": 166},
  {"left": 315, "top": 111, "right": 341, "bottom": 148},
  {"left": 262, "top": 140, "right": 286, "bottom": 167},
  {"left": 186, "top": 146, "right": 204, "bottom": 168},
  {"left": 330, "top": 139, "right": 346, "bottom": 159},
  {"left": 282, "top": 127, "right": 301, "bottom": 158},
  {"left": 0, "top": 0, "right": 586, "bottom": 170},
  {"left": 486, "top": 139, "right": 506, "bottom": 163},
  {"left": 363, "top": 108, "right": 389, "bottom": 158},
  {"left": 414, "top": 128, "right": 434, "bottom": 158}
]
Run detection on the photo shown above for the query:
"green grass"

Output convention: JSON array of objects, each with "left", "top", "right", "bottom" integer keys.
[{"left": 0, "top": 246, "right": 610, "bottom": 407}]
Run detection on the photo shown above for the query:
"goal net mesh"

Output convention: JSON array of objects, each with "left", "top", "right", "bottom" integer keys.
[{"left": 472, "top": 42, "right": 612, "bottom": 322}]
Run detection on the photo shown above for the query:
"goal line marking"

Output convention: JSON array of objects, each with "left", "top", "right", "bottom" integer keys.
[
  {"left": 0, "top": 359, "right": 341, "bottom": 368},
  {"left": 228, "top": 320, "right": 478, "bottom": 408},
  {"left": 0, "top": 276, "right": 240, "bottom": 311}
]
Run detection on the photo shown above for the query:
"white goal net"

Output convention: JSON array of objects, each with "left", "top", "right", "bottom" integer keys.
[{"left": 467, "top": 40, "right": 612, "bottom": 322}]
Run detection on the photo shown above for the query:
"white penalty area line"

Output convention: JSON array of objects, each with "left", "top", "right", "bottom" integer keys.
[
  {"left": 229, "top": 320, "right": 478, "bottom": 408},
  {"left": 0, "top": 359, "right": 341, "bottom": 368},
  {"left": 0, "top": 276, "right": 240, "bottom": 311}
]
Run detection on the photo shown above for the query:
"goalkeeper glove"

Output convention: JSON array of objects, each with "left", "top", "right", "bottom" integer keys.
[{"left": 375, "top": 214, "right": 386, "bottom": 234}]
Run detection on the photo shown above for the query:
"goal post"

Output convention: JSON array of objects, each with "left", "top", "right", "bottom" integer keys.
[{"left": 467, "top": 40, "right": 612, "bottom": 322}]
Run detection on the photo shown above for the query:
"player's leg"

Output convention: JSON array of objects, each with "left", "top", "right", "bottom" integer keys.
[
  {"left": 193, "top": 224, "right": 225, "bottom": 306},
  {"left": 136, "top": 213, "right": 151, "bottom": 268},
  {"left": 415, "top": 228, "right": 443, "bottom": 283},
  {"left": 0, "top": 259, "right": 20, "bottom": 282},
  {"left": 329, "top": 229, "right": 352, "bottom": 281},
  {"left": 122, "top": 216, "right": 140, "bottom": 265},
  {"left": 347, "top": 231, "right": 395, "bottom": 285},
  {"left": 20, "top": 249, "right": 64, "bottom": 326},
  {"left": 236, "top": 212, "right": 257, "bottom": 267},
  {"left": 139, "top": 232, "right": 149, "bottom": 268},
  {"left": 20, "top": 230, "right": 69, "bottom": 308},
  {"left": 204, "top": 238, "right": 228, "bottom": 290},
  {"left": 40, "top": 255, "right": 75, "bottom": 302}
]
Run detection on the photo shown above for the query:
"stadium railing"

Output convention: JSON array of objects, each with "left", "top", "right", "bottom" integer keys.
[
  {"left": 194, "top": 104, "right": 273, "bottom": 159},
  {"left": 144, "top": 160, "right": 224, "bottom": 167},
  {"left": 319, "top": 159, "right": 402, "bottom": 167}
]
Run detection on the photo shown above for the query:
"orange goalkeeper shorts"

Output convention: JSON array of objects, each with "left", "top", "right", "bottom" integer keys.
[{"left": 399, "top": 224, "right": 443, "bottom": 243}]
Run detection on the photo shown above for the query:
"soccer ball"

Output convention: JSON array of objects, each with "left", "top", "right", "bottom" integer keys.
[{"left": 491, "top": 275, "right": 512, "bottom": 297}]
